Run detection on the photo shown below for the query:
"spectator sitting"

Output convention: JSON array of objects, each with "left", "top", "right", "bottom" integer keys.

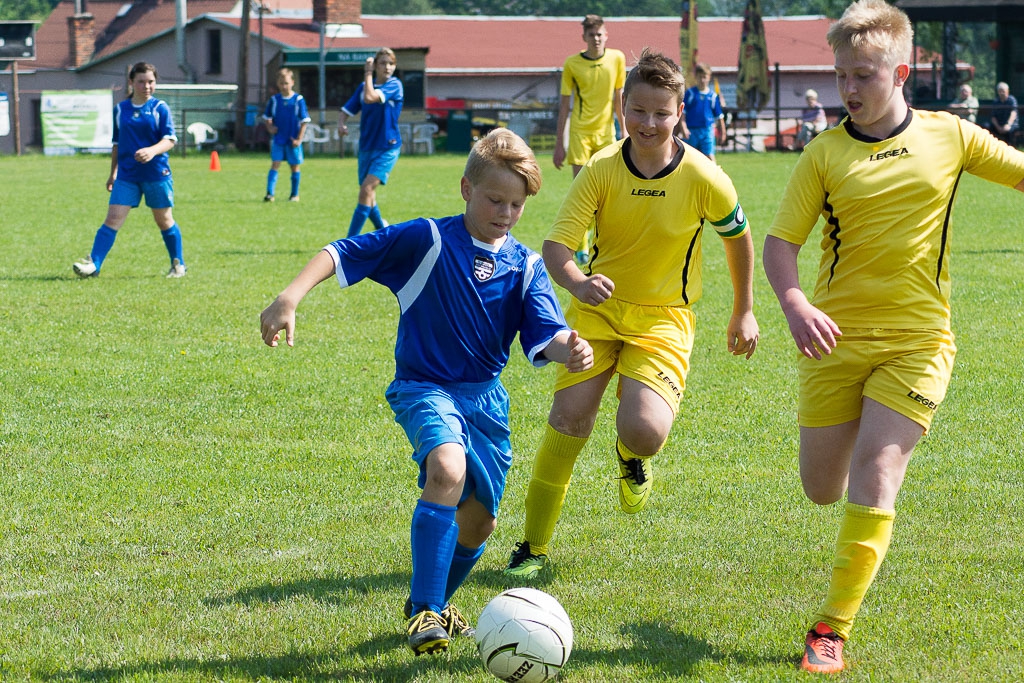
[
  {"left": 989, "top": 81, "right": 1019, "bottom": 144},
  {"left": 795, "top": 89, "right": 827, "bottom": 149},
  {"left": 948, "top": 83, "right": 979, "bottom": 123}
]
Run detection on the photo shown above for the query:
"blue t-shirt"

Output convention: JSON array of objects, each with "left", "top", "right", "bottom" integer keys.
[
  {"left": 993, "top": 94, "right": 1019, "bottom": 129},
  {"left": 683, "top": 87, "right": 724, "bottom": 130},
  {"left": 324, "top": 215, "right": 568, "bottom": 384},
  {"left": 342, "top": 76, "right": 404, "bottom": 151},
  {"left": 263, "top": 92, "right": 311, "bottom": 145},
  {"left": 112, "top": 97, "right": 176, "bottom": 183}
]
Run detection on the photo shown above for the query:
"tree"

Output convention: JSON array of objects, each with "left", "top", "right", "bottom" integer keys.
[{"left": 0, "top": 0, "right": 58, "bottom": 22}]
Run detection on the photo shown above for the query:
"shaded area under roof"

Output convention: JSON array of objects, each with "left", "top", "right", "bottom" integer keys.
[{"left": 896, "top": 0, "right": 1024, "bottom": 21}]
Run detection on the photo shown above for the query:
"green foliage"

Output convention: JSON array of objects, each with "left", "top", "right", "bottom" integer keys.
[
  {"left": 0, "top": 150, "right": 1020, "bottom": 681},
  {"left": 0, "top": 0, "right": 57, "bottom": 22}
]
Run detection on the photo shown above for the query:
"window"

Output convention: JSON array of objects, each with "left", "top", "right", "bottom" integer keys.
[{"left": 207, "top": 29, "right": 222, "bottom": 75}]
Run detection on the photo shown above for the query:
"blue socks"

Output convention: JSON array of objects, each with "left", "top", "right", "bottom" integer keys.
[
  {"left": 410, "top": 499, "right": 458, "bottom": 616},
  {"left": 290, "top": 171, "right": 300, "bottom": 198},
  {"left": 444, "top": 541, "right": 485, "bottom": 605},
  {"left": 266, "top": 169, "right": 278, "bottom": 196},
  {"left": 347, "top": 204, "right": 372, "bottom": 238},
  {"left": 368, "top": 204, "right": 387, "bottom": 230},
  {"left": 90, "top": 224, "right": 118, "bottom": 270},
  {"left": 160, "top": 224, "right": 184, "bottom": 265}
]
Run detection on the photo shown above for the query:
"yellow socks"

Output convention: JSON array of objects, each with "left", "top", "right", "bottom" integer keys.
[
  {"left": 814, "top": 502, "right": 896, "bottom": 641},
  {"left": 521, "top": 425, "right": 588, "bottom": 555}
]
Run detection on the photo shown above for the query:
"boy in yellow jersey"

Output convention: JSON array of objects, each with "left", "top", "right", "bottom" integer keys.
[
  {"left": 555, "top": 14, "right": 627, "bottom": 264},
  {"left": 505, "top": 48, "right": 759, "bottom": 579},
  {"left": 762, "top": 0, "right": 1024, "bottom": 674}
]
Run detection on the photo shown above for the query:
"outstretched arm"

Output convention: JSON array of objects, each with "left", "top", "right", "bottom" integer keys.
[
  {"left": 721, "top": 231, "right": 759, "bottom": 359},
  {"left": 260, "top": 249, "right": 336, "bottom": 347},
  {"left": 762, "top": 235, "right": 841, "bottom": 359},
  {"left": 542, "top": 330, "right": 593, "bottom": 373}
]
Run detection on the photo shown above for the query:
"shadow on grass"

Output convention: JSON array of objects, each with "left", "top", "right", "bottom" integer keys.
[
  {"left": 203, "top": 570, "right": 409, "bottom": 607},
  {"left": 40, "top": 634, "right": 485, "bottom": 682},
  {"left": 215, "top": 248, "right": 311, "bottom": 257}
]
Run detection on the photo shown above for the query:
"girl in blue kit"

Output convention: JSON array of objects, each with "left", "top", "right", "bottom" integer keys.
[
  {"left": 73, "top": 62, "right": 186, "bottom": 278},
  {"left": 337, "top": 48, "right": 404, "bottom": 237},
  {"left": 262, "top": 68, "right": 310, "bottom": 202},
  {"left": 260, "top": 129, "right": 593, "bottom": 657}
]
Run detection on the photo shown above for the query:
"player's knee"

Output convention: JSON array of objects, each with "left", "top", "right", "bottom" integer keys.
[{"left": 802, "top": 480, "right": 845, "bottom": 506}]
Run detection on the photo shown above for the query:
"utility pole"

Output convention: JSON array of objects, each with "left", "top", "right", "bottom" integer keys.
[{"left": 234, "top": 0, "right": 251, "bottom": 149}]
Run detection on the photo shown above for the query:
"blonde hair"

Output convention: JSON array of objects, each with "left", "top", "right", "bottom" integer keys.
[
  {"left": 623, "top": 48, "right": 686, "bottom": 106},
  {"left": 464, "top": 129, "right": 542, "bottom": 197},
  {"left": 374, "top": 47, "right": 397, "bottom": 68},
  {"left": 277, "top": 67, "right": 294, "bottom": 79},
  {"left": 826, "top": 0, "right": 913, "bottom": 69}
]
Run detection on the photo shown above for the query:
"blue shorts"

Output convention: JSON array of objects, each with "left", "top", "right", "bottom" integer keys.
[
  {"left": 270, "top": 141, "right": 304, "bottom": 166},
  {"left": 686, "top": 126, "right": 716, "bottom": 157},
  {"left": 358, "top": 147, "right": 401, "bottom": 185},
  {"left": 385, "top": 377, "right": 511, "bottom": 517},
  {"left": 109, "top": 176, "right": 174, "bottom": 209}
]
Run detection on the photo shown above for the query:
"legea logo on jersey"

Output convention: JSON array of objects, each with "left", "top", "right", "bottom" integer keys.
[
  {"left": 631, "top": 188, "right": 666, "bottom": 197},
  {"left": 473, "top": 255, "right": 496, "bottom": 281},
  {"left": 869, "top": 147, "right": 909, "bottom": 162}
]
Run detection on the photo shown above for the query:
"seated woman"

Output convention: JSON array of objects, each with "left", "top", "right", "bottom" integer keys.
[{"left": 795, "top": 89, "right": 827, "bottom": 150}]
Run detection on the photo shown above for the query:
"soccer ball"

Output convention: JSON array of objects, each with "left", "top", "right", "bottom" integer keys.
[{"left": 475, "top": 587, "right": 574, "bottom": 682}]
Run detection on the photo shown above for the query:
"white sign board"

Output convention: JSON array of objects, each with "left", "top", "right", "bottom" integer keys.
[{"left": 41, "top": 90, "right": 114, "bottom": 155}]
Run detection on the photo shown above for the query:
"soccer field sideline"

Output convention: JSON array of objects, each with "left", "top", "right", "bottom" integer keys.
[{"left": 0, "top": 152, "right": 1020, "bottom": 682}]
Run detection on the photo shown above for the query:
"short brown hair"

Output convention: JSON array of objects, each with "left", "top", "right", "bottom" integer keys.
[
  {"left": 623, "top": 48, "right": 686, "bottom": 106},
  {"left": 465, "top": 129, "right": 542, "bottom": 197},
  {"left": 581, "top": 14, "right": 604, "bottom": 31}
]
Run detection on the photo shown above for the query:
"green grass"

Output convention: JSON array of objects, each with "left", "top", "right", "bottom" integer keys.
[{"left": 0, "top": 150, "right": 1021, "bottom": 682}]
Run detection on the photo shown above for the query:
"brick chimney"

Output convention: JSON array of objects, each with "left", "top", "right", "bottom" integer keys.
[
  {"left": 313, "top": 0, "right": 361, "bottom": 26},
  {"left": 68, "top": 13, "right": 95, "bottom": 67}
]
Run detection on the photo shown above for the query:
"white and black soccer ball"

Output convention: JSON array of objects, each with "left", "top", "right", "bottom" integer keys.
[{"left": 475, "top": 587, "right": 574, "bottom": 682}]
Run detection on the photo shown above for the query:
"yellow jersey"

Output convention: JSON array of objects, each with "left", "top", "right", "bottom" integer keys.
[
  {"left": 547, "top": 138, "right": 748, "bottom": 307},
  {"left": 561, "top": 49, "right": 626, "bottom": 137},
  {"left": 769, "top": 109, "right": 1024, "bottom": 329}
]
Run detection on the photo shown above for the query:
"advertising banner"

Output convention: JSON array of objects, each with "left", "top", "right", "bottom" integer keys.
[
  {"left": 41, "top": 90, "right": 114, "bottom": 155},
  {"left": 0, "top": 92, "right": 9, "bottom": 137}
]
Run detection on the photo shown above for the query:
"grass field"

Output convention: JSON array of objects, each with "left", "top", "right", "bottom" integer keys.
[{"left": 1, "top": 149, "right": 1021, "bottom": 682}]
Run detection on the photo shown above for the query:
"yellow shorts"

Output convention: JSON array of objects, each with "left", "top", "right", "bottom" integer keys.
[
  {"left": 798, "top": 328, "right": 957, "bottom": 432},
  {"left": 566, "top": 130, "right": 616, "bottom": 167},
  {"left": 553, "top": 298, "right": 695, "bottom": 414}
]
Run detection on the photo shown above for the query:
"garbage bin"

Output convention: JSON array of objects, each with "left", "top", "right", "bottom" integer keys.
[{"left": 447, "top": 109, "right": 472, "bottom": 153}]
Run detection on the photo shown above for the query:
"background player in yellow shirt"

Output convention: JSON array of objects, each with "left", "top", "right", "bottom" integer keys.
[
  {"left": 505, "top": 48, "right": 759, "bottom": 579},
  {"left": 763, "top": 0, "right": 1024, "bottom": 674},
  {"left": 555, "top": 14, "right": 628, "bottom": 264}
]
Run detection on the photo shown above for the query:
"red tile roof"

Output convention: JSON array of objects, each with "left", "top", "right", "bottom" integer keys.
[{"left": 34, "top": 3, "right": 840, "bottom": 74}]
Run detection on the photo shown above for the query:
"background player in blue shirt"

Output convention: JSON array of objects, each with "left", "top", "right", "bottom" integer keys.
[
  {"left": 680, "top": 62, "right": 727, "bottom": 160},
  {"left": 262, "top": 68, "right": 310, "bottom": 202},
  {"left": 73, "top": 62, "right": 186, "bottom": 278},
  {"left": 260, "top": 129, "right": 593, "bottom": 656},
  {"left": 337, "top": 48, "right": 404, "bottom": 237}
]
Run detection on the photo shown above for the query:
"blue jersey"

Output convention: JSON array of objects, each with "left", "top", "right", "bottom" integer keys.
[
  {"left": 342, "top": 76, "right": 404, "bottom": 151},
  {"left": 263, "top": 92, "right": 311, "bottom": 145},
  {"left": 683, "top": 87, "right": 724, "bottom": 130},
  {"left": 112, "top": 97, "right": 175, "bottom": 183},
  {"left": 324, "top": 215, "right": 568, "bottom": 384}
]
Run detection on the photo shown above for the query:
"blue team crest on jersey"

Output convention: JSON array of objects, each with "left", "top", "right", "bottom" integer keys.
[{"left": 473, "top": 254, "right": 496, "bottom": 281}]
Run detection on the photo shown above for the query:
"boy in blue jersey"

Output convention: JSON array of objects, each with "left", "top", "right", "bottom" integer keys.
[
  {"left": 262, "top": 68, "right": 310, "bottom": 202},
  {"left": 680, "top": 62, "right": 726, "bottom": 160},
  {"left": 337, "top": 48, "right": 404, "bottom": 237},
  {"left": 73, "top": 62, "right": 186, "bottom": 278},
  {"left": 260, "top": 128, "right": 593, "bottom": 656}
]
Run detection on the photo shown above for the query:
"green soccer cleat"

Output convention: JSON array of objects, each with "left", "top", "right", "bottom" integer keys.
[
  {"left": 406, "top": 609, "right": 449, "bottom": 656},
  {"left": 503, "top": 541, "right": 548, "bottom": 579},
  {"left": 617, "top": 452, "right": 653, "bottom": 514}
]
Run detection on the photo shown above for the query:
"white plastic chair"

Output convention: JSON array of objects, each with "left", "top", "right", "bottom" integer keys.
[
  {"left": 303, "top": 123, "right": 331, "bottom": 153},
  {"left": 411, "top": 122, "right": 438, "bottom": 155},
  {"left": 186, "top": 122, "right": 218, "bottom": 150}
]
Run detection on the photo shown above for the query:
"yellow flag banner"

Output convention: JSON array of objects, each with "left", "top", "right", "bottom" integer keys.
[
  {"left": 680, "top": 0, "right": 698, "bottom": 83},
  {"left": 736, "top": 0, "right": 770, "bottom": 111}
]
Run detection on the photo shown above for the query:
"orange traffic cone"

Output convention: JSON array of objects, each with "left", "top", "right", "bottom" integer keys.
[{"left": 209, "top": 150, "right": 221, "bottom": 171}]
